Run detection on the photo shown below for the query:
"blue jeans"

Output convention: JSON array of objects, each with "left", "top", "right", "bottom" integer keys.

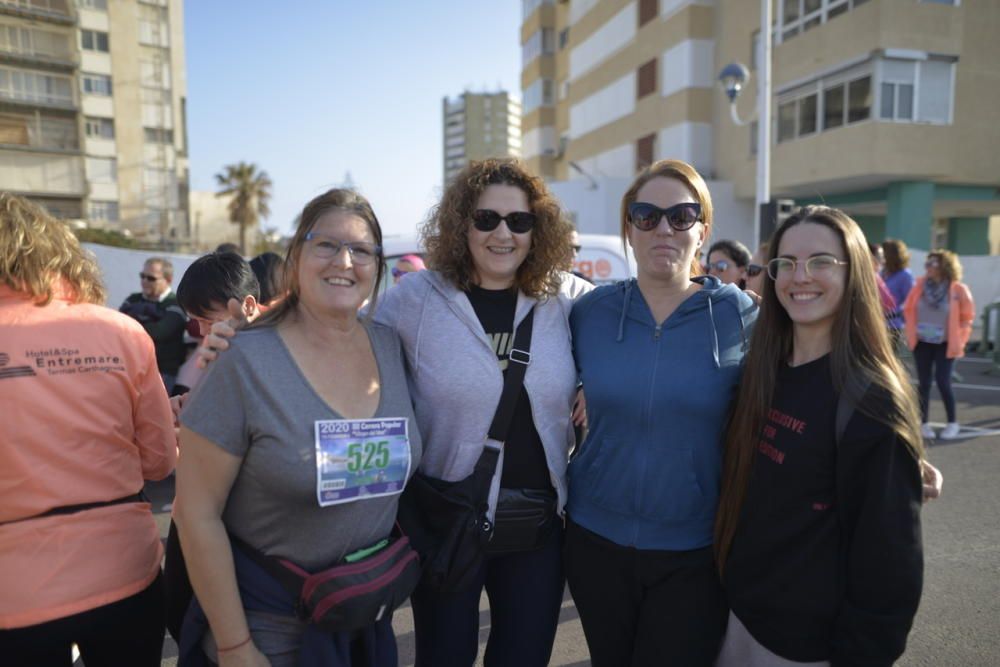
[
  {"left": 913, "top": 341, "right": 956, "bottom": 422},
  {"left": 410, "top": 524, "right": 564, "bottom": 667}
]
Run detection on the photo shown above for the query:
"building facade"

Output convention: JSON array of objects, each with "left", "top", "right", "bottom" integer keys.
[
  {"left": 520, "top": 0, "right": 1000, "bottom": 254},
  {"left": 0, "top": 0, "right": 189, "bottom": 249},
  {"left": 443, "top": 90, "right": 522, "bottom": 183}
]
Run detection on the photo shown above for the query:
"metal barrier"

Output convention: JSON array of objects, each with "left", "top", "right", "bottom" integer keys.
[{"left": 979, "top": 302, "right": 1000, "bottom": 375}]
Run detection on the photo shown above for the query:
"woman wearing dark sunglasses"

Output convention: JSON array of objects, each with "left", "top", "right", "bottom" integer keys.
[
  {"left": 564, "top": 159, "right": 756, "bottom": 666},
  {"left": 374, "top": 158, "right": 591, "bottom": 666}
]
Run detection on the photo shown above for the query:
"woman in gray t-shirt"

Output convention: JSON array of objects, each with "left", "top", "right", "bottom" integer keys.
[{"left": 176, "top": 189, "right": 421, "bottom": 667}]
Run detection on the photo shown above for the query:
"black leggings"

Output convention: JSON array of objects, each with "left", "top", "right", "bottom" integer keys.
[
  {"left": 0, "top": 572, "right": 165, "bottom": 667},
  {"left": 913, "top": 341, "right": 956, "bottom": 422}
]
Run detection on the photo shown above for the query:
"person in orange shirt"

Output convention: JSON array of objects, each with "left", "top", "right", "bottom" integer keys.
[
  {"left": 0, "top": 194, "right": 176, "bottom": 666},
  {"left": 903, "top": 249, "right": 975, "bottom": 441}
]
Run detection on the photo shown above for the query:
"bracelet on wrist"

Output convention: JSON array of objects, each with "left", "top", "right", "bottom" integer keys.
[{"left": 216, "top": 635, "right": 252, "bottom": 654}]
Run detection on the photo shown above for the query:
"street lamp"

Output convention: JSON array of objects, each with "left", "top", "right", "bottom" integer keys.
[{"left": 717, "top": 0, "right": 772, "bottom": 251}]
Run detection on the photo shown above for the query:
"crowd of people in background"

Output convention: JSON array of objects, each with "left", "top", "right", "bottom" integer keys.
[{"left": 0, "top": 152, "right": 963, "bottom": 666}]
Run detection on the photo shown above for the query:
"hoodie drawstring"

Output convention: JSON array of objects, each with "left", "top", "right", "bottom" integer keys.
[
  {"left": 617, "top": 279, "right": 633, "bottom": 343},
  {"left": 707, "top": 297, "right": 720, "bottom": 368}
]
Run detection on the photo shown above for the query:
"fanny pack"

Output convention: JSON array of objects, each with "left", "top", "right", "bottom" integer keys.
[
  {"left": 230, "top": 526, "right": 420, "bottom": 633},
  {"left": 485, "top": 487, "right": 558, "bottom": 555}
]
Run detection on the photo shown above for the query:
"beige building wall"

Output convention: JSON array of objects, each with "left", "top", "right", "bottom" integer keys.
[
  {"left": 0, "top": 0, "right": 86, "bottom": 218},
  {"left": 443, "top": 91, "right": 521, "bottom": 183},
  {"left": 188, "top": 189, "right": 257, "bottom": 253},
  {"left": 714, "top": 0, "right": 1000, "bottom": 201},
  {"left": 521, "top": 0, "right": 718, "bottom": 186}
]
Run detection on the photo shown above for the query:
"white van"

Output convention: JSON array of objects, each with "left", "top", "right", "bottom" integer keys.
[{"left": 380, "top": 232, "right": 634, "bottom": 292}]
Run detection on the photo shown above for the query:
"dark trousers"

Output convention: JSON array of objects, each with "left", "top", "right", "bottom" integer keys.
[
  {"left": 914, "top": 341, "right": 956, "bottom": 422},
  {"left": 410, "top": 524, "right": 564, "bottom": 667},
  {"left": 164, "top": 519, "right": 193, "bottom": 642},
  {"left": 0, "top": 572, "right": 165, "bottom": 667},
  {"left": 564, "top": 520, "right": 728, "bottom": 667}
]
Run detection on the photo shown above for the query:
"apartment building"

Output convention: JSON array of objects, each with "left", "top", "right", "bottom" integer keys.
[
  {"left": 0, "top": 0, "right": 189, "bottom": 249},
  {"left": 443, "top": 90, "right": 522, "bottom": 184},
  {"left": 521, "top": 0, "right": 1000, "bottom": 254}
]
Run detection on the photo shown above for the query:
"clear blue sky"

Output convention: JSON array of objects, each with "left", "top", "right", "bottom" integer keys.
[{"left": 184, "top": 2, "right": 522, "bottom": 239}]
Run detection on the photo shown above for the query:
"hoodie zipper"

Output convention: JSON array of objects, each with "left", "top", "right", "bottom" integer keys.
[{"left": 634, "top": 319, "right": 663, "bottom": 545}]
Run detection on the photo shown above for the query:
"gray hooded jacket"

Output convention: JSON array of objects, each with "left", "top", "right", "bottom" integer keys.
[{"left": 374, "top": 270, "right": 593, "bottom": 518}]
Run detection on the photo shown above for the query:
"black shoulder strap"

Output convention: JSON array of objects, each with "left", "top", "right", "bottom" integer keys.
[{"left": 486, "top": 307, "right": 534, "bottom": 444}]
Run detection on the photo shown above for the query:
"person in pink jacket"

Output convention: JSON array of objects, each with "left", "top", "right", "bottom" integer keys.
[
  {"left": 903, "top": 249, "right": 975, "bottom": 440},
  {"left": 0, "top": 194, "right": 176, "bottom": 666}
]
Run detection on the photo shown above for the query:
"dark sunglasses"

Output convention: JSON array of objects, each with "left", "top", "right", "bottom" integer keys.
[
  {"left": 627, "top": 202, "right": 702, "bottom": 232},
  {"left": 472, "top": 209, "right": 537, "bottom": 234},
  {"left": 139, "top": 272, "right": 161, "bottom": 281},
  {"left": 746, "top": 264, "right": 764, "bottom": 277}
]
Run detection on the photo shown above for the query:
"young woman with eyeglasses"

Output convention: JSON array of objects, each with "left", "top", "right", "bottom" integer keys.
[
  {"left": 564, "top": 160, "right": 756, "bottom": 665},
  {"left": 902, "top": 249, "right": 975, "bottom": 441},
  {"left": 714, "top": 206, "right": 924, "bottom": 667},
  {"left": 706, "top": 239, "right": 753, "bottom": 289}
]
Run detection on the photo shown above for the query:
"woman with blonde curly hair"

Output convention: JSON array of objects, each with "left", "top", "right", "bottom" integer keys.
[
  {"left": 0, "top": 194, "right": 176, "bottom": 666},
  {"left": 903, "top": 249, "right": 975, "bottom": 440},
  {"left": 377, "top": 157, "right": 592, "bottom": 666}
]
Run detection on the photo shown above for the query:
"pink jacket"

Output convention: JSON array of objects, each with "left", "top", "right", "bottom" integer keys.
[
  {"left": 903, "top": 277, "right": 975, "bottom": 359},
  {"left": 0, "top": 285, "right": 176, "bottom": 628}
]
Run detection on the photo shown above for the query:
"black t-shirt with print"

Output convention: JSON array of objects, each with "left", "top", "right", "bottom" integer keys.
[{"left": 466, "top": 285, "right": 552, "bottom": 491}]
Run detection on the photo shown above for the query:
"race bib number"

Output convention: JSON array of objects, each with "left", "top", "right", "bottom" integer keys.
[
  {"left": 314, "top": 418, "right": 411, "bottom": 507},
  {"left": 917, "top": 323, "right": 946, "bottom": 344}
]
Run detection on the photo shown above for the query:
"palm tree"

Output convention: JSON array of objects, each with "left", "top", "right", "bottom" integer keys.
[{"left": 214, "top": 162, "right": 272, "bottom": 254}]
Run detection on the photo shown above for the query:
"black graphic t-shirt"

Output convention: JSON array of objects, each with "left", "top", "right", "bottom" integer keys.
[
  {"left": 725, "top": 354, "right": 923, "bottom": 665},
  {"left": 466, "top": 285, "right": 552, "bottom": 490}
]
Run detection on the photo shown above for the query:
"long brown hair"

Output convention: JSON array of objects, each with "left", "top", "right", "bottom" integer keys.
[
  {"left": 714, "top": 205, "right": 923, "bottom": 572},
  {"left": 252, "top": 189, "right": 385, "bottom": 328},
  {"left": 0, "top": 193, "right": 106, "bottom": 305},
  {"left": 421, "top": 158, "right": 573, "bottom": 298},
  {"left": 619, "top": 159, "right": 713, "bottom": 278}
]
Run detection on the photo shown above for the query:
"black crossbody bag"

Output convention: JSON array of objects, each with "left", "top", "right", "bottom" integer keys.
[{"left": 397, "top": 307, "right": 557, "bottom": 591}]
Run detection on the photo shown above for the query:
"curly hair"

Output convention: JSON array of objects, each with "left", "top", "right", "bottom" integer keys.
[
  {"left": 927, "top": 249, "right": 962, "bottom": 282},
  {"left": 0, "top": 193, "right": 106, "bottom": 305},
  {"left": 420, "top": 158, "right": 574, "bottom": 298}
]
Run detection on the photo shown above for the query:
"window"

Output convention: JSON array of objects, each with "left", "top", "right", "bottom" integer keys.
[
  {"left": 522, "top": 28, "right": 554, "bottom": 66},
  {"left": 558, "top": 28, "right": 569, "bottom": 50},
  {"left": 140, "top": 59, "right": 171, "bottom": 88},
  {"left": 143, "top": 127, "right": 173, "bottom": 143},
  {"left": 0, "top": 68, "right": 73, "bottom": 105},
  {"left": 521, "top": 0, "right": 553, "bottom": 20},
  {"left": 779, "top": 0, "right": 872, "bottom": 43},
  {"left": 877, "top": 57, "right": 954, "bottom": 124},
  {"left": 777, "top": 100, "right": 796, "bottom": 142},
  {"left": 847, "top": 77, "right": 871, "bottom": 122},
  {"left": 78, "top": 0, "right": 109, "bottom": 9},
  {"left": 0, "top": 25, "right": 71, "bottom": 60},
  {"left": 80, "top": 29, "right": 109, "bottom": 53},
  {"left": 138, "top": 20, "right": 169, "bottom": 47},
  {"left": 86, "top": 156, "right": 116, "bottom": 183},
  {"left": 638, "top": 0, "right": 658, "bottom": 27},
  {"left": 637, "top": 58, "right": 657, "bottom": 99},
  {"left": 0, "top": 112, "right": 77, "bottom": 148},
  {"left": 88, "top": 200, "right": 118, "bottom": 222},
  {"left": 798, "top": 93, "right": 818, "bottom": 135},
  {"left": 85, "top": 116, "right": 114, "bottom": 139},
  {"left": 523, "top": 78, "right": 553, "bottom": 113},
  {"left": 822, "top": 83, "right": 844, "bottom": 129},
  {"left": 81, "top": 73, "right": 112, "bottom": 96},
  {"left": 636, "top": 134, "right": 655, "bottom": 171}
]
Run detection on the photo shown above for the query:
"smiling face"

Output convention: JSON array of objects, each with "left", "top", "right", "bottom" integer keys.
[
  {"left": 467, "top": 183, "right": 532, "bottom": 290},
  {"left": 627, "top": 176, "right": 705, "bottom": 283},
  {"left": 774, "top": 222, "right": 847, "bottom": 340},
  {"left": 297, "top": 210, "right": 376, "bottom": 315}
]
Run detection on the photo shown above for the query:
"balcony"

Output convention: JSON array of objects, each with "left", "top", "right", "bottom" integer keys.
[
  {"left": 0, "top": 32, "right": 77, "bottom": 72},
  {"left": 0, "top": 0, "right": 75, "bottom": 26}
]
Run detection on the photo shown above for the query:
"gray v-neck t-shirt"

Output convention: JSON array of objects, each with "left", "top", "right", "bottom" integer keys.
[{"left": 181, "top": 321, "right": 422, "bottom": 571}]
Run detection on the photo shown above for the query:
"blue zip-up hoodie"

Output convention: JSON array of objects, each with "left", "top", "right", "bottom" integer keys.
[{"left": 567, "top": 276, "right": 757, "bottom": 550}]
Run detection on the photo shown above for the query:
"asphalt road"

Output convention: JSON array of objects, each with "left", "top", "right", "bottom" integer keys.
[{"left": 148, "top": 353, "right": 1000, "bottom": 666}]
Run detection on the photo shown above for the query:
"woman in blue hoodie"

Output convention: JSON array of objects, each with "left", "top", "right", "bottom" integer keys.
[{"left": 565, "top": 159, "right": 757, "bottom": 666}]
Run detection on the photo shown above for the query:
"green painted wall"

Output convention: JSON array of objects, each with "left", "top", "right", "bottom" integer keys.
[
  {"left": 947, "top": 217, "right": 990, "bottom": 255},
  {"left": 886, "top": 182, "right": 934, "bottom": 250},
  {"left": 854, "top": 215, "right": 887, "bottom": 243}
]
